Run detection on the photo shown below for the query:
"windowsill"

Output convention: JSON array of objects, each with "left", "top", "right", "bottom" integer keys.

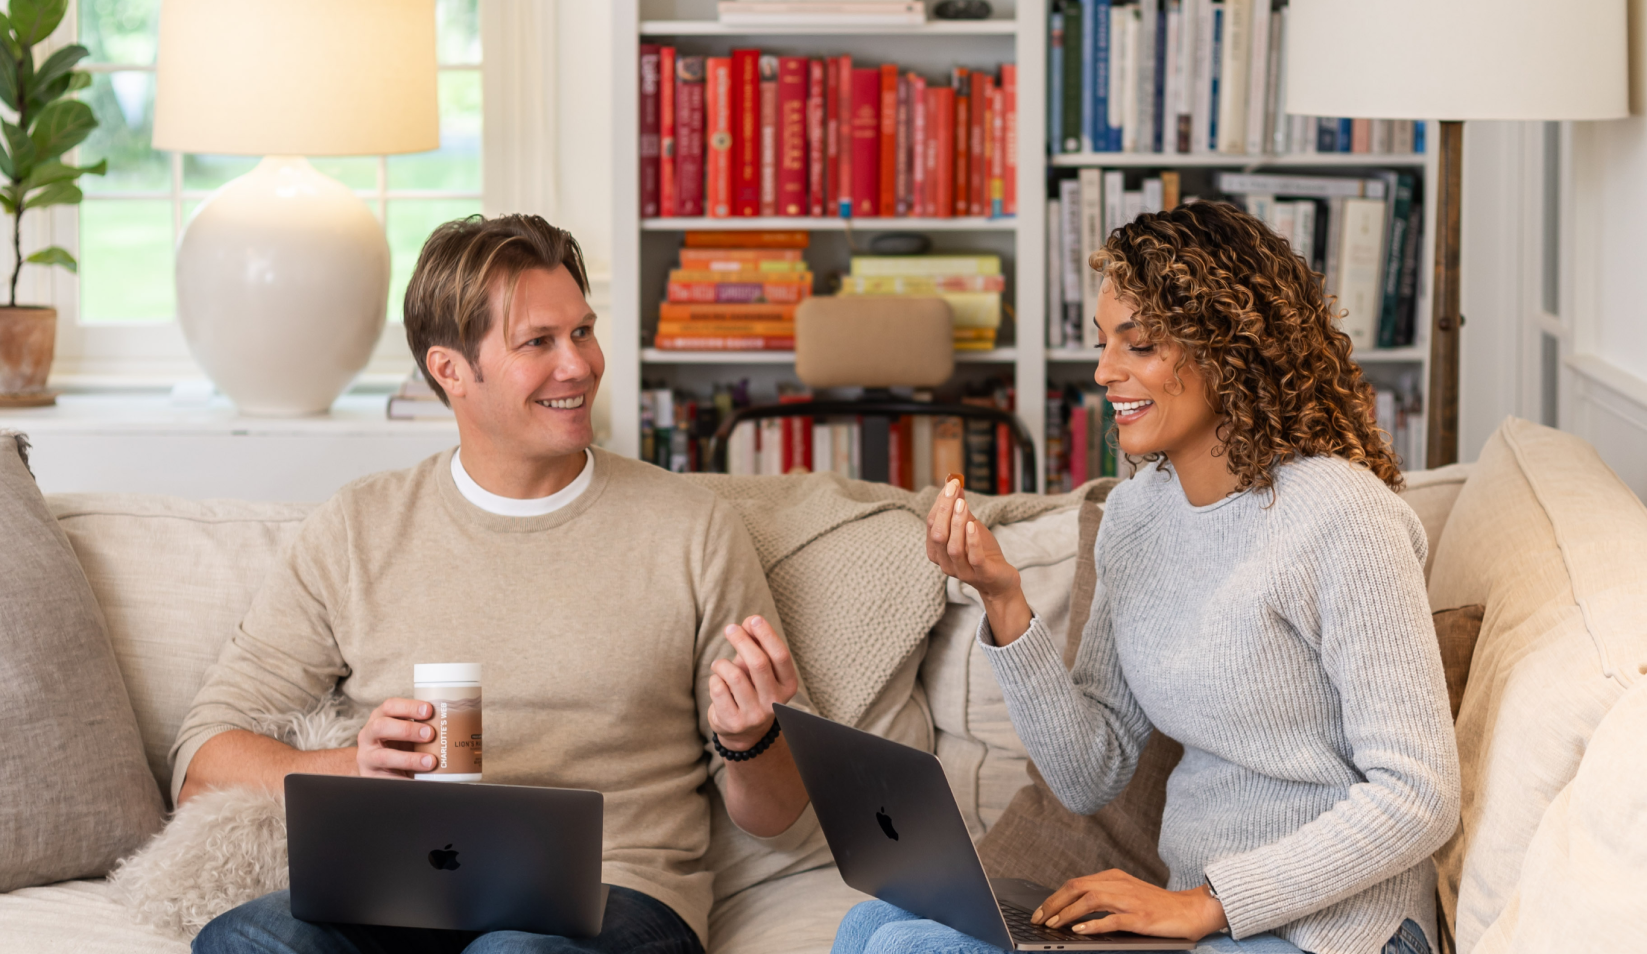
[{"left": 0, "top": 388, "right": 456, "bottom": 437}]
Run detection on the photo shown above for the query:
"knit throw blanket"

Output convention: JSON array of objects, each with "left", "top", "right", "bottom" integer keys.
[{"left": 685, "top": 471, "right": 1093, "bottom": 727}]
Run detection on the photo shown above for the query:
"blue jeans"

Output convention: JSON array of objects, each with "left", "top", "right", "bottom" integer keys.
[
  {"left": 831, "top": 899, "right": 1431, "bottom": 954},
  {"left": 192, "top": 886, "right": 702, "bottom": 954}
]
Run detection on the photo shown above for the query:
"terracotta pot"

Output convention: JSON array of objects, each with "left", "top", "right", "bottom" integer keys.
[{"left": 0, "top": 306, "right": 57, "bottom": 401}]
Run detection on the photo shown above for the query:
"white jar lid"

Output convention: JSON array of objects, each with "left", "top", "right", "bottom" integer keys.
[{"left": 414, "top": 663, "right": 481, "bottom": 684}]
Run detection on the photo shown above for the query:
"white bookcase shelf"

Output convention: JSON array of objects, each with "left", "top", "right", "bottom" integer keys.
[{"left": 610, "top": 0, "right": 1435, "bottom": 487}]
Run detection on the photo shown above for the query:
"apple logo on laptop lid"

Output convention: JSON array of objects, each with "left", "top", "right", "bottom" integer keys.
[
  {"left": 876, "top": 807, "right": 899, "bottom": 841},
  {"left": 428, "top": 844, "right": 462, "bottom": 871}
]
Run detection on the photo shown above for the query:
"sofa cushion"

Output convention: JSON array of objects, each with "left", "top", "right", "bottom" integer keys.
[
  {"left": 1432, "top": 604, "right": 1485, "bottom": 720},
  {"left": 1429, "top": 418, "right": 1647, "bottom": 951},
  {"left": 1399, "top": 463, "right": 1474, "bottom": 580},
  {"left": 0, "top": 433, "right": 165, "bottom": 893},
  {"left": 922, "top": 503, "right": 1084, "bottom": 838},
  {"left": 1471, "top": 676, "right": 1647, "bottom": 953},
  {"left": 46, "top": 494, "right": 315, "bottom": 799},
  {"left": 0, "top": 880, "right": 184, "bottom": 954},
  {"left": 708, "top": 865, "right": 870, "bottom": 954}
]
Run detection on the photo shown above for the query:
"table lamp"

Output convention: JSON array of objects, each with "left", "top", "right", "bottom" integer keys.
[
  {"left": 1284, "top": 0, "right": 1628, "bottom": 466},
  {"left": 153, "top": 0, "right": 438, "bottom": 417}
]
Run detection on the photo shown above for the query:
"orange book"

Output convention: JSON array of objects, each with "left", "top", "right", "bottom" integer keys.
[
  {"left": 664, "top": 280, "right": 811, "bottom": 305},
  {"left": 683, "top": 230, "right": 809, "bottom": 248},
  {"left": 658, "top": 302, "right": 800, "bottom": 322},
  {"left": 994, "top": 64, "right": 1007, "bottom": 215},
  {"left": 951, "top": 69, "right": 969, "bottom": 217},
  {"left": 659, "top": 46, "right": 677, "bottom": 217},
  {"left": 931, "top": 86, "right": 955, "bottom": 219},
  {"left": 989, "top": 82, "right": 1005, "bottom": 218},
  {"left": 969, "top": 71, "right": 988, "bottom": 217},
  {"left": 656, "top": 320, "right": 797, "bottom": 336},
  {"left": 835, "top": 54, "right": 853, "bottom": 216},
  {"left": 878, "top": 64, "right": 898, "bottom": 219},
  {"left": 677, "top": 248, "right": 805, "bottom": 269},
  {"left": 653, "top": 335, "right": 795, "bottom": 350},
  {"left": 706, "top": 57, "right": 733, "bottom": 217}
]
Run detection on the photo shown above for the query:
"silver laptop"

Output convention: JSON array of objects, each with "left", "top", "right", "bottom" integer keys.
[
  {"left": 774, "top": 704, "right": 1193, "bottom": 951},
  {"left": 285, "top": 774, "right": 607, "bottom": 936}
]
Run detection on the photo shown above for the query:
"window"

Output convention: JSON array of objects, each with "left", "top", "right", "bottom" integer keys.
[{"left": 74, "top": 0, "right": 482, "bottom": 326}]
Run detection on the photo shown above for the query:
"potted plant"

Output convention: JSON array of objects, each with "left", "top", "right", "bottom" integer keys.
[{"left": 0, "top": 0, "right": 102, "bottom": 407}]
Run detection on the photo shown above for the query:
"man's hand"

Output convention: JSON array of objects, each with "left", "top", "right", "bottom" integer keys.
[
  {"left": 1031, "top": 869, "right": 1228, "bottom": 942},
  {"left": 707, "top": 615, "right": 798, "bottom": 751},
  {"left": 357, "top": 698, "right": 439, "bottom": 778},
  {"left": 926, "top": 478, "right": 1034, "bottom": 645}
]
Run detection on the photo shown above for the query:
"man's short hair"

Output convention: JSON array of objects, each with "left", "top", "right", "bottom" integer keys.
[{"left": 403, "top": 214, "right": 591, "bottom": 405}]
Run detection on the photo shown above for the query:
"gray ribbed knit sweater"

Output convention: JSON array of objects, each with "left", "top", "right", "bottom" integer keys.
[{"left": 980, "top": 456, "right": 1460, "bottom": 954}]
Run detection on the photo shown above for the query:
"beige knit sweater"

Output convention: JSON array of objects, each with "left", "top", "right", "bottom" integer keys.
[{"left": 170, "top": 447, "right": 809, "bottom": 944}]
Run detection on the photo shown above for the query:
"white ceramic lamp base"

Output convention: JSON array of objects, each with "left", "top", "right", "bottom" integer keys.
[{"left": 177, "top": 156, "right": 391, "bottom": 417}]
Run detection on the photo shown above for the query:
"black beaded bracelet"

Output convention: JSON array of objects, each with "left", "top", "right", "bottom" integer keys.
[{"left": 713, "top": 720, "right": 782, "bottom": 762}]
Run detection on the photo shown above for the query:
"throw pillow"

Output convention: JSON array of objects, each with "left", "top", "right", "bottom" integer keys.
[
  {"left": 0, "top": 430, "right": 165, "bottom": 892},
  {"left": 1433, "top": 604, "right": 1485, "bottom": 720},
  {"left": 976, "top": 479, "right": 1184, "bottom": 888}
]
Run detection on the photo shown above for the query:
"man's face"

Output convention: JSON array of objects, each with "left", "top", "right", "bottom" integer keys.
[{"left": 452, "top": 265, "right": 603, "bottom": 459}]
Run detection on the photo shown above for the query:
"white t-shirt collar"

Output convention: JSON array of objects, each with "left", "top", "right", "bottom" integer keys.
[{"left": 451, "top": 448, "right": 594, "bottom": 517}]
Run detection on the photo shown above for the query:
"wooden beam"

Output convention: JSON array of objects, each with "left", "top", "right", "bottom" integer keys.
[{"left": 1427, "top": 119, "right": 1463, "bottom": 467}]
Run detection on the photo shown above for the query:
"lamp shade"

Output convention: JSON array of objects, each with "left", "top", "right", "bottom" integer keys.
[
  {"left": 1285, "top": 0, "right": 1628, "bottom": 121},
  {"left": 153, "top": 0, "right": 439, "bottom": 156}
]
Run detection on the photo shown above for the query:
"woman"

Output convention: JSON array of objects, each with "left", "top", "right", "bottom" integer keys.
[{"left": 836, "top": 202, "right": 1459, "bottom": 954}]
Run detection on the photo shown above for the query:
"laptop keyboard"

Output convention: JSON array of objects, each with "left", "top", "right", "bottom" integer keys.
[{"left": 1000, "top": 901, "right": 1110, "bottom": 945}]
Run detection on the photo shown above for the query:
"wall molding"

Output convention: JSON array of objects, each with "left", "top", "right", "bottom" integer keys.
[
  {"left": 1566, "top": 353, "right": 1647, "bottom": 498},
  {"left": 480, "top": 0, "right": 558, "bottom": 222}
]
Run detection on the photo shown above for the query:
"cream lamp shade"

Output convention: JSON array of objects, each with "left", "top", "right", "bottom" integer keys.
[
  {"left": 152, "top": 0, "right": 439, "bottom": 417},
  {"left": 153, "top": 0, "right": 438, "bottom": 155},
  {"left": 1284, "top": 0, "right": 1629, "bottom": 121}
]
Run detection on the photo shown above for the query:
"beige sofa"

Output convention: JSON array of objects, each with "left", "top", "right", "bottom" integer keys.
[{"left": 2, "top": 416, "right": 1643, "bottom": 954}]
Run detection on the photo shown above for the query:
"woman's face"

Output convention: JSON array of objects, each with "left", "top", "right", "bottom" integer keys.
[{"left": 1092, "top": 279, "right": 1222, "bottom": 460}]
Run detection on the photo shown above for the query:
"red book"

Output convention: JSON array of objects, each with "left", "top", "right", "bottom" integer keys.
[
  {"left": 850, "top": 68, "right": 881, "bottom": 217},
  {"left": 653, "top": 335, "right": 795, "bottom": 351},
  {"left": 1001, "top": 64, "right": 1017, "bottom": 216},
  {"left": 779, "top": 392, "right": 813, "bottom": 474},
  {"left": 1069, "top": 404, "right": 1089, "bottom": 485},
  {"left": 894, "top": 73, "right": 910, "bottom": 216},
  {"left": 837, "top": 55, "right": 854, "bottom": 216},
  {"left": 659, "top": 47, "right": 676, "bottom": 217},
  {"left": 759, "top": 55, "right": 778, "bottom": 216},
  {"left": 996, "top": 421, "right": 1011, "bottom": 494},
  {"left": 675, "top": 56, "right": 706, "bottom": 217},
  {"left": 824, "top": 58, "right": 840, "bottom": 215},
  {"left": 639, "top": 44, "right": 661, "bottom": 218},
  {"left": 777, "top": 57, "right": 808, "bottom": 216},
  {"left": 989, "top": 82, "right": 1005, "bottom": 218},
  {"left": 706, "top": 57, "right": 732, "bottom": 217},
  {"left": 878, "top": 64, "right": 897, "bottom": 219},
  {"left": 806, "top": 59, "right": 825, "bottom": 217},
  {"left": 969, "top": 71, "right": 988, "bottom": 217},
  {"left": 888, "top": 417, "right": 905, "bottom": 488},
  {"left": 931, "top": 86, "right": 954, "bottom": 219},
  {"left": 731, "top": 48, "right": 761, "bottom": 217},
  {"left": 909, "top": 73, "right": 927, "bottom": 217},
  {"left": 951, "top": 69, "right": 969, "bottom": 217}
]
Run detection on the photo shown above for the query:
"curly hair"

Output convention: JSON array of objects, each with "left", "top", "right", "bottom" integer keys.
[{"left": 1093, "top": 200, "right": 1403, "bottom": 493}]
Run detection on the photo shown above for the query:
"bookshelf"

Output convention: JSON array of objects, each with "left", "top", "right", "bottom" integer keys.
[{"left": 609, "top": 0, "right": 1436, "bottom": 489}]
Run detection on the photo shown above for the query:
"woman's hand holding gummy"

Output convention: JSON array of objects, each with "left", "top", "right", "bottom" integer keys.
[{"left": 924, "top": 478, "right": 1034, "bottom": 645}]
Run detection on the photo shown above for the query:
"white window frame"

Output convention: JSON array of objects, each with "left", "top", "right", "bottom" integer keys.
[{"left": 27, "top": 0, "right": 556, "bottom": 386}]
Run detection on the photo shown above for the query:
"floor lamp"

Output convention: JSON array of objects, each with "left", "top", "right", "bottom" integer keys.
[{"left": 1284, "top": 0, "right": 1628, "bottom": 467}]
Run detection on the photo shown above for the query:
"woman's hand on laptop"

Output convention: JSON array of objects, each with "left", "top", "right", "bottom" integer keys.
[
  {"left": 925, "top": 478, "right": 1033, "bottom": 645},
  {"left": 357, "top": 698, "right": 440, "bottom": 778},
  {"left": 1031, "top": 868, "right": 1228, "bottom": 942},
  {"left": 707, "top": 615, "right": 798, "bottom": 751}
]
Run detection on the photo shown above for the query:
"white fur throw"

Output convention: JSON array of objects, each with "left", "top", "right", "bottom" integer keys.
[{"left": 107, "top": 696, "right": 365, "bottom": 940}]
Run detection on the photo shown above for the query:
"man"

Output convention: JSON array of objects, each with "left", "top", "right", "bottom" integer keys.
[{"left": 178, "top": 214, "right": 812, "bottom": 954}]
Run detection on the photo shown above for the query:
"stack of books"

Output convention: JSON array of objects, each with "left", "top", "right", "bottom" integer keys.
[
  {"left": 1374, "top": 373, "right": 1424, "bottom": 471},
  {"left": 1047, "top": 169, "right": 1177, "bottom": 348},
  {"left": 1043, "top": 385, "right": 1126, "bottom": 493},
  {"left": 655, "top": 232, "right": 814, "bottom": 351},
  {"left": 837, "top": 253, "right": 1005, "bottom": 351},
  {"left": 717, "top": 1, "right": 926, "bottom": 27},
  {"left": 640, "top": 44, "right": 1017, "bottom": 219},
  {"left": 386, "top": 370, "right": 454, "bottom": 420},
  {"left": 1047, "top": 0, "right": 1425, "bottom": 157}
]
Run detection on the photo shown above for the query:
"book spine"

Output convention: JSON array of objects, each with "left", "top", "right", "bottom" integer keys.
[
  {"left": 657, "top": 321, "right": 799, "bottom": 336},
  {"left": 676, "top": 57, "right": 706, "bottom": 217},
  {"left": 707, "top": 57, "right": 733, "bottom": 217},
  {"left": 1190, "top": 0, "right": 1213, "bottom": 153},
  {"left": 778, "top": 56, "right": 808, "bottom": 216},
  {"left": 1151, "top": 0, "right": 1167, "bottom": 152},
  {"left": 759, "top": 55, "right": 778, "bottom": 216},
  {"left": 654, "top": 335, "right": 795, "bottom": 351},
  {"left": 994, "top": 65, "right": 1007, "bottom": 215},
  {"left": 933, "top": 86, "right": 955, "bottom": 219},
  {"left": 1265, "top": 8, "right": 1285, "bottom": 155},
  {"left": 910, "top": 74, "right": 928, "bottom": 217},
  {"left": 678, "top": 248, "right": 805, "bottom": 266},
  {"left": 659, "top": 47, "right": 676, "bottom": 217},
  {"left": 639, "top": 44, "right": 661, "bottom": 218},
  {"left": 1089, "top": 0, "right": 1106, "bottom": 151},
  {"left": 1069, "top": 401, "right": 1088, "bottom": 485},
  {"left": 879, "top": 63, "right": 898, "bottom": 218},
  {"left": 851, "top": 68, "right": 881, "bottom": 217},
  {"left": 658, "top": 302, "right": 800, "bottom": 321},
  {"left": 989, "top": 82, "right": 1005, "bottom": 218},
  {"left": 1207, "top": 2, "right": 1223, "bottom": 151},
  {"left": 1048, "top": 6, "right": 1064, "bottom": 154},
  {"left": 1351, "top": 117, "right": 1371, "bottom": 153},
  {"left": 894, "top": 72, "right": 911, "bottom": 216},
  {"left": 837, "top": 55, "right": 854, "bottom": 216},
  {"left": 887, "top": 418, "right": 905, "bottom": 488},
  {"left": 807, "top": 59, "right": 825, "bottom": 216},
  {"left": 1112, "top": 5, "right": 1132, "bottom": 152},
  {"left": 1243, "top": 0, "right": 1268, "bottom": 156},
  {"left": 1163, "top": 0, "right": 1183, "bottom": 153},
  {"left": 665, "top": 283, "right": 811, "bottom": 305},
  {"left": 1395, "top": 190, "right": 1422, "bottom": 346},
  {"left": 732, "top": 49, "right": 761, "bottom": 216},
  {"left": 1338, "top": 116, "right": 1353, "bottom": 153},
  {"left": 1078, "top": 168, "right": 1102, "bottom": 347},
  {"left": 996, "top": 420, "right": 1011, "bottom": 494},
  {"left": 969, "top": 71, "right": 988, "bottom": 216},
  {"left": 1136, "top": 0, "right": 1157, "bottom": 155},
  {"left": 952, "top": 69, "right": 969, "bottom": 215},
  {"left": 1215, "top": 0, "right": 1246, "bottom": 154},
  {"left": 1047, "top": 196, "right": 1064, "bottom": 347},
  {"left": 1062, "top": 0, "right": 1084, "bottom": 152},
  {"left": 825, "top": 58, "right": 840, "bottom": 214},
  {"left": 1376, "top": 173, "right": 1413, "bottom": 348}
]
